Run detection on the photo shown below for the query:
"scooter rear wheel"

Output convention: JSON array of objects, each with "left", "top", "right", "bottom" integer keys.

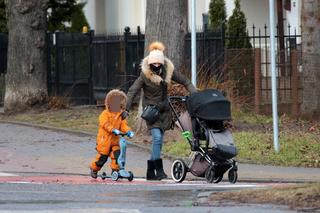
[
  {"left": 128, "top": 171, "right": 134, "bottom": 181},
  {"left": 101, "top": 172, "right": 107, "bottom": 180}
]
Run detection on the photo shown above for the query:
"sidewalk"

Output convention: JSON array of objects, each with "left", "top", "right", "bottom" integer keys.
[{"left": 1, "top": 121, "right": 320, "bottom": 182}]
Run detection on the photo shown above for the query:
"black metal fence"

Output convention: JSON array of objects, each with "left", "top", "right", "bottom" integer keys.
[
  {"left": 1, "top": 25, "right": 302, "bottom": 109},
  {"left": 223, "top": 24, "right": 302, "bottom": 114},
  {"left": 185, "top": 28, "right": 224, "bottom": 79},
  {"left": 91, "top": 27, "right": 144, "bottom": 101},
  {"left": 249, "top": 24, "right": 302, "bottom": 106},
  {"left": 46, "top": 26, "right": 225, "bottom": 104},
  {"left": 47, "top": 31, "right": 93, "bottom": 104}
]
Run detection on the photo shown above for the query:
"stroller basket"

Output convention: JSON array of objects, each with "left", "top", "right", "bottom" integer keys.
[{"left": 207, "top": 129, "right": 237, "bottom": 160}]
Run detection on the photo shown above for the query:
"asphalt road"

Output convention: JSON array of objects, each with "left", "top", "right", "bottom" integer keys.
[
  {"left": 0, "top": 177, "right": 295, "bottom": 213},
  {"left": 0, "top": 122, "right": 318, "bottom": 212}
]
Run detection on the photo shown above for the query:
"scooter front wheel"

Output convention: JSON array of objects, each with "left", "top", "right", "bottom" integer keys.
[
  {"left": 128, "top": 171, "right": 134, "bottom": 181},
  {"left": 111, "top": 171, "right": 119, "bottom": 181}
]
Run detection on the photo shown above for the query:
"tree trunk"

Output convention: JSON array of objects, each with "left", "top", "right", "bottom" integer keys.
[
  {"left": 145, "top": 0, "right": 188, "bottom": 71},
  {"left": 301, "top": 0, "right": 320, "bottom": 119},
  {"left": 4, "top": 0, "right": 48, "bottom": 113}
]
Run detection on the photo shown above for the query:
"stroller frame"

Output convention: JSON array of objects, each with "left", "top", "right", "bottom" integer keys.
[{"left": 168, "top": 96, "right": 238, "bottom": 184}]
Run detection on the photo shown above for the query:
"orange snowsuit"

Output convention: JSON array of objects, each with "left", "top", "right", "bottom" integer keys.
[{"left": 90, "top": 89, "right": 131, "bottom": 172}]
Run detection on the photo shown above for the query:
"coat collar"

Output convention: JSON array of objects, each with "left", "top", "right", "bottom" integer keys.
[{"left": 141, "top": 56, "right": 174, "bottom": 85}]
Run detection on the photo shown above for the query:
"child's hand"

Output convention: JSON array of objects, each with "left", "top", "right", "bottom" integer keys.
[
  {"left": 112, "top": 129, "right": 120, "bottom": 135},
  {"left": 126, "top": 131, "right": 134, "bottom": 138},
  {"left": 121, "top": 110, "right": 129, "bottom": 120}
]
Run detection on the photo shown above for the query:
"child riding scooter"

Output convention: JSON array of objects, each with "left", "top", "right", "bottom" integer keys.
[{"left": 89, "top": 89, "right": 134, "bottom": 181}]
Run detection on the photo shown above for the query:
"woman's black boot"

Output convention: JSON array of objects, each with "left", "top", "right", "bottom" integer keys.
[
  {"left": 154, "top": 158, "right": 167, "bottom": 180},
  {"left": 146, "top": 160, "right": 157, "bottom": 180}
]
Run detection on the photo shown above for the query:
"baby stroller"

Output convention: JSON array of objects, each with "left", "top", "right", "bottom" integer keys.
[{"left": 168, "top": 89, "right": 238, "bottom": 184}]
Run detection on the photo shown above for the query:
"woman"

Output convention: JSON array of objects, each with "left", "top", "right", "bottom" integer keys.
[{"left": 125, "top": 41, "right": 197, "bottom": 180}]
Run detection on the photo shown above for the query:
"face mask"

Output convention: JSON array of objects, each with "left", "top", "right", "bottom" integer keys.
[{"left": 150, "top": 64, "right": 163, "bottom": 75}]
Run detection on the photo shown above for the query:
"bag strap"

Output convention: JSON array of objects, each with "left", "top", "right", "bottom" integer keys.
[{"left": 160, "top": 81, "right": 168, "bottom": 101}]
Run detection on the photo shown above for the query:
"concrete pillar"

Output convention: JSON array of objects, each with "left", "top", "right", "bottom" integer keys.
[
  {"left": 95, "top": 0, "right": 107, "bottom": 34},
  {"left": 83, "top": 0, "right": 96, "bottom": 30},
  {"left": 105, "top": 0, "right": 119, "bottom": 34}
]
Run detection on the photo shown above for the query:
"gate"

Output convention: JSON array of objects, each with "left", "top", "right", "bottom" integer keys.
[
  {"left": 91, "top": 27, "right": 144, "bottom": 101},
  {"left": 47, "top": 31, "right": 93, "bottom": 104}
]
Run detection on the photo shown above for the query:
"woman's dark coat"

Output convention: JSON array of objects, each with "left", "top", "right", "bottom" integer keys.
[{"left": 126, "top": 57, "right": 197, "bottom": 131}]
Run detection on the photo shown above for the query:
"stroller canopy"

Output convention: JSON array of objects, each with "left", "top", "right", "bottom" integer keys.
[{"left": 187, "top": 89, "right": 231, "bottom": 120}]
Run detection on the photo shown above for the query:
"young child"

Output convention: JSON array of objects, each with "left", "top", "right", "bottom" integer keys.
[{"left": 90, "top": 89, "right": 134, "bottom": 179}]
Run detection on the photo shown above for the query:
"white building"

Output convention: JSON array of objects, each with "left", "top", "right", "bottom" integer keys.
[{"left": 83, "top": 0, "right": 301, "bottom": 35}]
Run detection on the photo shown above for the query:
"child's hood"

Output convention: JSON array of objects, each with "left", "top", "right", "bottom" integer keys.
[{"left": 105, "top": 89, "right": 127, "bottom": 111}]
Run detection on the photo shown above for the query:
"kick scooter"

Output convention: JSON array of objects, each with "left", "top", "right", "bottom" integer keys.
[{"left": 100, "top": 132, "right": 134, "bottom": 181}]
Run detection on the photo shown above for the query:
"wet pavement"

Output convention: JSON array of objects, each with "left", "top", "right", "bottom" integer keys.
[
  {"left": 0, "top": 180, "right": 296, "bottom": 213},
  {"left": 0, "top": 122, "right": 319, "bottom": 212},
  {"left": 1, "top": 122, "right": 320, "bottom": 182}
]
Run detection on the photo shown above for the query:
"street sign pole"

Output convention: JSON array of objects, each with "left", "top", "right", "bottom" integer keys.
[
  {"left": 191, "top": 0, "right": 197, "bottom": 87},
  {"left": 268, "top": 0, "right": 280, "bottom": 152}
]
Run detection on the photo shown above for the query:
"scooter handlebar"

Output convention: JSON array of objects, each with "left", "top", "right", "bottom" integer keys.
[{"left": 118, "top": 132, "right": 134, "bottom": 137}]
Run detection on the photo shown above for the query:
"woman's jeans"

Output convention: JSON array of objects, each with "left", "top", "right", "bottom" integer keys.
[{"left": 150, "top": 128, "right": 164, "bottom": 160}]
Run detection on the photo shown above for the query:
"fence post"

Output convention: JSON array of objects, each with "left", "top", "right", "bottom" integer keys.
[
  {"left": 46, "top": 33, "right": 52, "bottom": 96},
  {"left": 88, "top": 30, "right": 95, "bottom": 105},
  {"left": 291, "top": 49, "right": 299, "bottom": 118},
  {"left": 254, "top": 48, "right": 261, "bottom": 114},
  {"left": 137, "top": 26, "right": 141, "bottom": 59},
  {"left": 54, "top": 31, "right": 61, "bottom": 95},
  {"left": 124, "top": 27, "right": 131, "bottom": 91}
]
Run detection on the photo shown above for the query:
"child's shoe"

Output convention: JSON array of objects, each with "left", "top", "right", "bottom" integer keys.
[{"left": 90, "top": 169, "right": 98, "bottom": 179}]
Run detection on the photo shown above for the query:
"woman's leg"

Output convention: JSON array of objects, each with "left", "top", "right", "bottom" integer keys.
[
  {"left": 146, "top": 128, "right": 163, "bottom": 180},
  {"left": 150, "top": 128, "right": 164, "bottom": 160},
  {"left": 150, "top": 128, "right": 167, "bottom": 180}
]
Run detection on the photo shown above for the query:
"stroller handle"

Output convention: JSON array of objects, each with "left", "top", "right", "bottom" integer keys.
[{"left": 168, "top": 96, "right": 188, "bottom": 102}]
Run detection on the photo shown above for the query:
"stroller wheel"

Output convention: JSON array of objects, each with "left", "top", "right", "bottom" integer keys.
[
  {"left": 171, "top": 159, "right": 187, "bottom": 183},
  {"left": 213, "top": 175, "right": 223, "bottom": 183},
  {"left": 228, "top": 169, "right": 238, "bottom": 184},
  {"left": 205, "top": 166, "right": 216, "bottom": 183}
]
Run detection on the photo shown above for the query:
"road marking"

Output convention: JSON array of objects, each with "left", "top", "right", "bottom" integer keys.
[
  {"left": 0, "top": 172, "right": 18, "bottom": 177},
  {"left": 0, "top": 209, "right": 141, "bottom": 213},
  {"left": 0, "top": 175, "right": 281, "bottom": 189}
]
